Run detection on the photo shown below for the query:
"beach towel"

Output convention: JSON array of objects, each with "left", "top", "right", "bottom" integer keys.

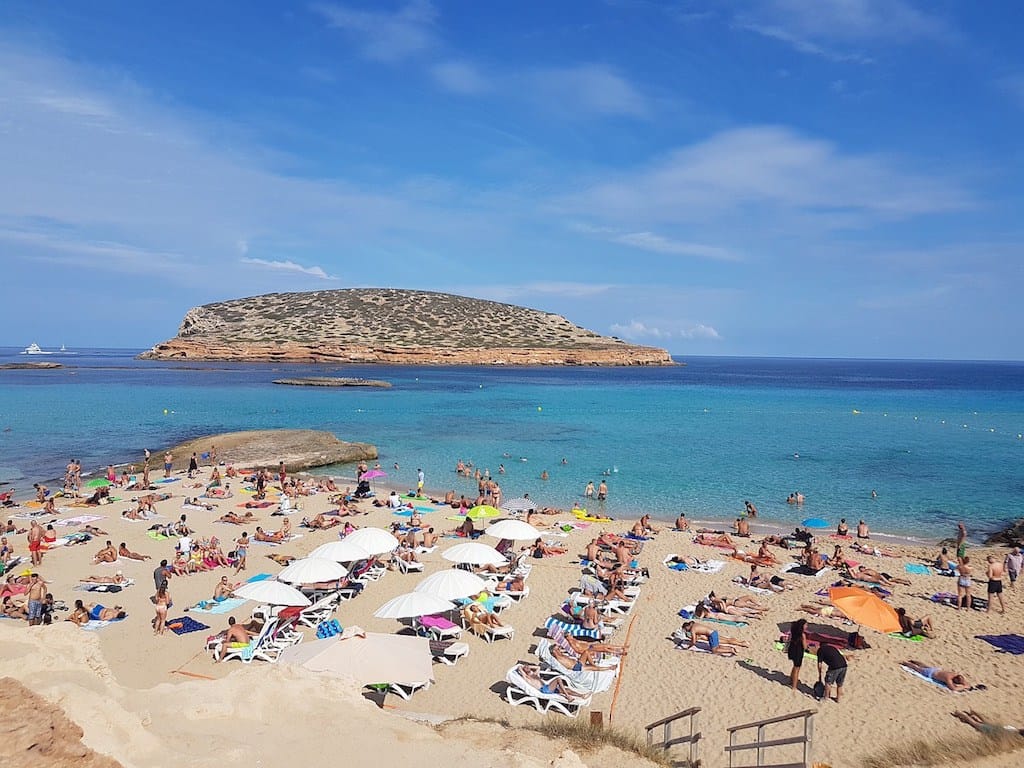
[
  {"left": 155, "top": 478, "right": 179, "bottom": 484},
  {"left": 976, "top": 634, "right": 1024, "bottom": 655},
  {"left": 246, "top": 572, "right": 273, "bottom": 583},
  {"left": 904, "top": 563, "right": 931, "bottom": 575},
  {"left": 252, "top": 533, "right": 302, "bottom": 545},
  {"left": 931, "top": 592, "right": 988, "bottom": 610},
  {"left": 889, "top": 632, "right": 926, "bottom": 642},
  {"left": 773, "top": 641, "right": 819, "bottom": 661},
  {"left": 166, "top": 616, "right": 210, "bottom": 635},
  {"left": 780, "top": 562, "right": 830, "bottom": 577},
  {"left": 76, "top": 578, "right": 134, "bottom": 592},
  {"left": 663, "top": 555, "right": 725, "bottom": 574},
  {"left": 181, "top": 503, "right": 213, "bottom": 513},
  {"left": 935, "top": 567, "right": 958, "bottom": 577},
  {"left": 52, "top": 514, "right": 105, "bottom": 527},
  {"left": 190, "top": 597, "right": 246, "bottom": 614},
  {"left": 81, "top": 613, "right": 127, "bottom": 630},
  {"left": 237, "top": 501, "right": 274, "bottom": 509},
  {"left": 146, "top": 531, "right": 171, "bottom": 540},
  {"left": 545, "top": 616, "right": 600, "bottom": 639},
  {"left": 741, "top": 584, "right": 774, "bottom": 595}
]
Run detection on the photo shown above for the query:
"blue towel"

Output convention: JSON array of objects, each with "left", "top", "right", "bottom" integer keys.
[
  {"left": 545, "top": 616, "right": 599, "bottom": 639},
  {"left": 167, "top": 616, "right": 210, "bottom": 635},
  {"left": 669, "top": 562, "right": 689, "bottom": 571},
  {"left": 246, "top": 572, "right": 273, "bottom": 582},
  {"left": 191, "top": 597, "right": 246, "bottom": 614},
  {"left": 904, "top": 563, "right": 930, "bottom": 575},
  {"left": 976, "top": 634, "right": 1024, "bottom": 655}
]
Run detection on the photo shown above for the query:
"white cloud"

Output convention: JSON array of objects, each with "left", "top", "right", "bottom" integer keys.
[
  {"left": 565, "top": 125, "right": 970, "bottom": 225},
  {"left": 573, "top": 224, "right": 739, "bottom": 261},
  {"left": 528, "top": 64, "right": 649, "bottom": 118},
  {"left": 734, "top": 0, "right": 954, "bottom": 60},
  {"left": 240, "top": 257, "right": 339, "bottom": 280},
  {"left": 610, "top": 320, "right": 722, "bottom": 341},
  {"left": 311, "top": 0, "right": 438, "bottom": 62},
  {"left": 431, "top": 60, "right": 488, "bottom": 94}
]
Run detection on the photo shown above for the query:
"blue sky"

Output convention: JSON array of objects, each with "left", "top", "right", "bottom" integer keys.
[{"left": 1, "top": 1, "right": 1022, "bottom": 359}]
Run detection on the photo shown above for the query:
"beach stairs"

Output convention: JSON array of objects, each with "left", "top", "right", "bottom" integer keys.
[{"left": 645, "top": 707, "right": 701, "bottom": 767}]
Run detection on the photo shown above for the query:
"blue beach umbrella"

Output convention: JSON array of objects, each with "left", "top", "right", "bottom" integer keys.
[{"left": 802, "top": 517, "right": 829, "bottom": 529}]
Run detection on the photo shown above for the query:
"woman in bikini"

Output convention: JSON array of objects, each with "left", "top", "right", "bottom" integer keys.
[{"left": 153, "top": 586, "right": 171, "bottom": 635}]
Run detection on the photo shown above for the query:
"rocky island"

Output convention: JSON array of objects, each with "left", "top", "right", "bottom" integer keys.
[
  {"left": 139, "top": 288, "right": 673, "bottom": 366},
  {"left": 273, "top": 377, "right": 391, "bottom": 388}
]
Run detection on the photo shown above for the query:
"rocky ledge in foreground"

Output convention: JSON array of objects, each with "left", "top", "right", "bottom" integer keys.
[
  {"left": 273, "top": 377, "right": 391, "bottom": 388},
  {"left": 0, "top": 362, "right": 64, "bottom": 370},
  {"left": 161, "top": 429, "right": 377, "bottom": 472},
  {"left": 139, "top": 288, "right": 674, "bottom": 366}
]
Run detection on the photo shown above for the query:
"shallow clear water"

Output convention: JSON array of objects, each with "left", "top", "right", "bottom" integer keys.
[{"left": 1, "top": 348, "right": 1022, "bottom": 541}]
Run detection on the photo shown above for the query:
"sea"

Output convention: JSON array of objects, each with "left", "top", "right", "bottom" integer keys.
[{"left": 1, "top": 348, "right": 1022, "bottom": 544}]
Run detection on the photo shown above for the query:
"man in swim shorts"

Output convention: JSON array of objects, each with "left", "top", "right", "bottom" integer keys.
[
  {"left": 986, "top": 555, "right": 1006, "bottom": 614},
  {"left": 956, "top": 522, "right": 967, "bottom": 560},
  {"left": 27, "top": 520, "right": 44, "bottom": 566}
]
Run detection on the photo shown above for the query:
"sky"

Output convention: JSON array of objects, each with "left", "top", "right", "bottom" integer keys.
[{"left": 1, "top": 1, "right": 1022, "bottom": 359}]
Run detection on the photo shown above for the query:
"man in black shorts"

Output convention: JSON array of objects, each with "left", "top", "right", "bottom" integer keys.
[{"left": 817, "top": 644, "right": 848, "bottom": 703}]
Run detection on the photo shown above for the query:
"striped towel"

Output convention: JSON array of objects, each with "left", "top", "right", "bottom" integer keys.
[{"left": 545, "top": 616, "right": 600, "bottom": 639}]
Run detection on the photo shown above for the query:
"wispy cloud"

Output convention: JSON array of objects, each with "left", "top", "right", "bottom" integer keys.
[
  {"left": 240, "top": 257, "right": 339, "bottom": 280},
  {"left": 564, "top": 125, "right": 971, "bottom": 225},
  {"left": 573, "top": 223, "right": 739, "bottom": 261},
  {"left": 611, "top": 320, "right": 722, "bottom": 341},
  {"left": 734, "top": 0, "right": 954, "bottom": 61},
  {"left": 311, "top": 0, "right": 438, "bottom": 62},
  {"left": 431, "top": 60, "right": 488, "bottom": 94},
  {"left": 528, "top": 64, "right": 649, "bottom": 118}
]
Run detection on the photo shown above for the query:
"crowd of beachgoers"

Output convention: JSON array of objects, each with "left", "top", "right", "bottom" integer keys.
[{"left": 1, "top": 450, "right": 1022, "bottom": 768}]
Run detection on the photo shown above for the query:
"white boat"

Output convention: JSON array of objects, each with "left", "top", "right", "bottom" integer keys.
[
  {"left": 21, "top": 343, "right": 52, "bottom": 355},
  {"left": 60, "top": 344, "right": 66, "bottom": 352}
]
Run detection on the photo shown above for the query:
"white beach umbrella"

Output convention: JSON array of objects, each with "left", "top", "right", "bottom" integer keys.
[
  {"left": 346, "top": 527, "right": 401, "bottom": 556},
  {"left": 485, "top": 519, "right": 540, "bottom": 541},
  {"left": 279, "top": 629, "right": 433, "bottom": 687},
  {"left": 233, "top": 580, "right": 312, "bottom": 607},
  {"left": 278, "top": 557, "right": 348, "bottom": 584},
  {"left": 442, "top": 542, "right": 508, "bottom": 566},
  {"left": 501, "top": 497, "right": 536, "bottom": 513},
  {"left": 374, "top": 591, "right": 455, "bottom": 620},
  {"left": 308, "top": 540, "right": 371, "bottom": 563},
  {"left": 414, "top": 569, "right": 488, "bottom": 601}
]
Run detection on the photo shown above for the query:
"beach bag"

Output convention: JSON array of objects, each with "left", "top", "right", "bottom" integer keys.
[{"left": 813, "top": 676, "right": 825, "bottom": 700}]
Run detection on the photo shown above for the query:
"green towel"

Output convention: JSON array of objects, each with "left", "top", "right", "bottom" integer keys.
[
  {"left": 889, "top": 632, "right": 926, "bottom": 642},
  {"left": 146, "top": 531, "right": 170, "bottom": 540},
  {"left": 773, "top": 641, "right": 818, "bottom": 660}
]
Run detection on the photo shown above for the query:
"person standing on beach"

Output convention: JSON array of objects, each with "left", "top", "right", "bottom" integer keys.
[
  {"left": 153, "top": 586, "right": 171, "bottom": 635},
  {"left": 188, "top": 452, "right": 199, "bottom": 479},
  {"left": 163, "top": 451, "right": 173, "bottom": 478},
  {"left": 788, "top": 618, "right": 807, "bottom": 691},
  {"left": 817, "top": 644, "right": 848, "bottom": 703},
  {"left": 278, "top": 461, "right": 287, "bottom": 490},
  {"left": 64, "top": 459, "right": 75, "bottom": 493},
  {"left": 956, "top": 556, "right": 973, "bottom": 610},
  {"left": 956, "top": 522, "right": 968, "bottom": 560},
  {"left": 584, "top": 481, "right": 594, "bottom": 499},
  {"left": 153, "top": 559, "right": 170, "bottom": 591},
  {"left": 26, "top": 573, "right": 47, "bottom": 626},
  {"left": 417, "top": 468, "right": 424, "bottom": 494},
  {"left": 986, "top": 555, "right": 1006, "bottom": 614},
  {"left": 234, "top": 532, "right": 249, "bottom": 573},
  {"left": 1005, "top": 547, "right": 1022, "bottom": 588},
  {"left": 144, "top": 448, "right": 151, "bottom": 469},
  {"left": 27, "top": 520, "right": 43, "bottom": 566}
]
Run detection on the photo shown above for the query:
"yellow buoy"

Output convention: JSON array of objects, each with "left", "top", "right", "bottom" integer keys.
[{"left": 163, "top": 409, "right": 168, "bottom": 415}]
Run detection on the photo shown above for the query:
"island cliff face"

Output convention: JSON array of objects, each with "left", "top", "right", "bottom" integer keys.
[{"left": 139, "top": 289, "right": 673, "bottom": 366}]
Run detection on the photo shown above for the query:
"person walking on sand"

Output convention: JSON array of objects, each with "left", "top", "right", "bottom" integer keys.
[
  {"left": 163, "top": 451, "right": 173, "bottom": 478},
  {"left": 986, "top": 555, "right": 1006, "bottom": 614},
  {"left": 1005, "top": 547, "right": 1022, "bottom": 588},
  {"left": 27, "top": 520, "right": 44, "bottom": 566},
  {"left": 153, "top": 586, "right": 171, "bottom": 635},
  {"left": 788, "top": 618, "right": 807, "bottom": 691}
]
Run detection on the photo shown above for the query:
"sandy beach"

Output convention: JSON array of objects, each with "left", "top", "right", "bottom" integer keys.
[{"left": 2, "top": 460, "right": 1023, "bottom": 768}]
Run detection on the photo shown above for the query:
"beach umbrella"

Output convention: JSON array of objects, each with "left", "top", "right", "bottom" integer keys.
[
  {"left": 485, "top": 519, "right": 540, "bottom": 541},
  {"left": 414, "top": 569, "right": 488, "bottom": 601},
  {"left": 828, "top": 586, "right": 900, "bottom": 634},
  {"left": 233, "top": 580, "right": 311, "bottom": 607},
  {"left": 84, "top": 478, "right": 111, "bottom": 489},
  {"left": 279, "top": 628, "right": 433, "bottom": 687},
  {"left": 466, "top": 505, "right": 502, "bottom": 520},
  {"left": 374, "top": 591, "right": 455, "bottom": 620},
  {"left": 802, "top": 517, "right": 830, "bottom": 529},
  {"left": 501, "top": 497, "right": 536, "bottom": 513},
  {"left": 442, "top": 542, "right": 507, "bottom": 566},
  {"left": 277, "top": 557, "right": 348, "bottom": 584},
  {"left": 308, "top": 540, "right": 371, "bottom": 563},
  {"left": 346, "top": 527, "right": 400, "bottom": 555}
]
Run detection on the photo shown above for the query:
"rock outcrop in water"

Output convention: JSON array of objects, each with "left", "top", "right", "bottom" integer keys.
[
  {"left": 162, "top": 429, "right": 377, "bottom": 472},
  {"left": 139, "top": 289, "right": 673, "bottom": 366},
  {"left": 985, "top": 519, "right": 1024, "bottom": 547},
  {"left": 273, "top": 377, "right": 391, "bottom": 388}
]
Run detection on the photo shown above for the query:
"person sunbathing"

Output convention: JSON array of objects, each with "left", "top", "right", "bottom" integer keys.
[
  {"left": 265, "top": 553, "right": 295, "bottom": 566},
  {"left": 212, "top": 576, "right": 238, "bottom": 601},
  {"left": 845, "top": 565, "right": 910, "bottom": 586},
  {"left": 516, "top": 664, "right": 589, "bottom": 700},
  {"left": 678, "top": 621, "right": 748, "bottom": 656},
  {"left": 630, "top": 521, "right": 651, "bottom": 538},
  {"left": 393, "top": 544, "right": 420, "bottom": 564},
  {"left": 184, "top": 497, "right": 216, "bottom": 511},
  {"left": 904, "top": 660, "right": 972, "bottom": 691},
  {"left": 66, "top": 599, "right": 90, "bottom": 625},
  {"left": 81, "top": 525, "right": 108, "bottom": 536},
  {"left": 118, "top": 542, "right": 151, "bottom": 561},
  {"left": 254, "top": 526, "right": 286, "bottom": 543},
  {"left": 695, "top": 532, "right": 734, "bottom": 547},
  {"left": 896, "top": 607, "right": 935, "bottom": 638},
  {"left": 218, "top": 511, "right": 254, "bottom": 525},
  {"left": 451, "top": 518, "right": 477, "bottom": 538},
  {"left": 639, "top": 514, "right": 660, "bottom": 535},
  {"left": 797, "top": 602, "right": 847, "bottom": 619},
  {"left": 952, "top": 710, "right": 1023, "bottom": 737},
  {"left": 532, "top": 538, "right": 567, "bottom": 558},
  {"left": 548, "top": 642, "right": 610, "bottom": 672},
  {"left": 85, "top": 603, "right": 126, "bottom": 621},
  {"left": 728, "top": 547, "right": 775, "bottom": 567},
  {"left": 301, "top": 513, "right": 341, "bottom": 530},
  {"left": 93, "top": 541, "right": 118, "bottom": 563},
  {"left": 760, "top": 534, "right": 792, "bottom": 549},
  {"left": 707, "top": 593, "right": 766, "bottom": 617},
  {"left": 558, "top": 630, "right": 627, "bottom": 660},
  {"left": 81, "top": 571, "right": 130, "bottom": 585},
  {"left": 462, "top": 602, "right": 504, "bottom": 629},
  {"left": 744, "top": 567, "right": 794, "bottom": 592},
  {"left": 673, "top": 513, "right": 690, "bottom": 531},
  {"left": 492, "top": 574, "right": 526, "bottom": 592},
  {"left": 1, "top": 596, "right": 27, "bottom": 619},
  {"left": 215, "top": 616, "right": 252, "bottom": 662}
]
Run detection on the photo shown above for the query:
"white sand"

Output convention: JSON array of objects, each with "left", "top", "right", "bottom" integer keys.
[{"left": 2, "top": 466, "right": 1023, "bottom": 768}]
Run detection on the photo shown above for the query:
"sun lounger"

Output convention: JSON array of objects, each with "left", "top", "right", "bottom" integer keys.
[
  {"left": 569, "top": 593, "right": 634, "bottom": 616},
  {"left": 379, "top": 680, "right": 431, "bottom": 700},
  {"left": 296, "top": 592, "right": 342, "bottom": 629},
  {"left": 430, "top": 640, "right": 469, "bottom": 665},
  {"left": 534, "top": 639, "right": 616, "bottom": 693},
  {"left": 394, "top": 557, "right": 424, "bottom": 574},
  {"left": 417, "top": 614, "right": 462, "bottom": 640},
  {"left": 211, "top": 618, "right": 284, "bottom": 663},
  {"left": 462, "top": 606, "right": 514, "bottom": 643},
  {"left": 504, "top": 665, "right": 591, "bottom": 717}
]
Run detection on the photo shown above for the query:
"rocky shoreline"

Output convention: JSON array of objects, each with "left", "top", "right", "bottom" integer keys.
[
  {"left": 161, "top": 429, "right": 377, "bottom": 472},
  {"left": 273, "top": 377, "right": 392, "bottom": 388}
]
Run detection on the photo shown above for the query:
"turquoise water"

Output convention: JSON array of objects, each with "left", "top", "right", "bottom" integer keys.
[{"left": 1, "top": 349, "right": 1022, "bottom": 542}]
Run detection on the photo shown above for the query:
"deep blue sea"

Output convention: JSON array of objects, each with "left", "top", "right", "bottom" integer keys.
[{"left": 1, "top": 347, "right": 1022, "bottom": 543}]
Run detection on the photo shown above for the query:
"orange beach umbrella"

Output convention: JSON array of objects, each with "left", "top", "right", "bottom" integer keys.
[{"left": 828, "top": 586, "right": 900, "bottom": 634}]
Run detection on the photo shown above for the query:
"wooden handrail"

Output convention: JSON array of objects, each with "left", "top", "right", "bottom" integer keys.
[
  {"left": 726, "top": 709, "right": 816, "bottom": 733},
  {"left": 646, "top": 707, "right": 701, "bottom": 731},
  {"left": 725, "top": 735, "right": 809, "bottom": 751}
]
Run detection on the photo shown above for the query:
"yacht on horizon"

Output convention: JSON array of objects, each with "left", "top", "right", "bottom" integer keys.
[{"left": 21, "top": 343, "right": 53, "bottom": 355}]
